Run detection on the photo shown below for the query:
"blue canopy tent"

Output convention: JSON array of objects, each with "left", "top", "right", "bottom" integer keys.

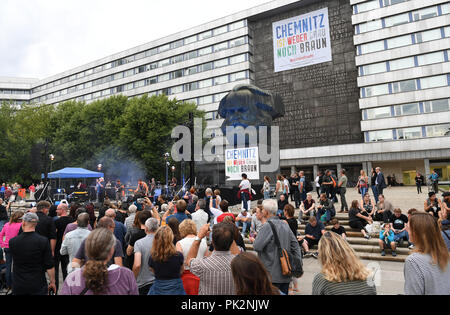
[
  {"left": 42, "top": 168, "right": 104, "bottom": 179},
  {"left": 41, "top": 168, "right": 105, "bottom": 199}
]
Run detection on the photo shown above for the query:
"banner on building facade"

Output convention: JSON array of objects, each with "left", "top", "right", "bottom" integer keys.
[
  {"left": 272, "top": 7, "right": 332, "bottom": 72},
  {"left": 225, "top": 147, "right": 260, "bottom": 181}
]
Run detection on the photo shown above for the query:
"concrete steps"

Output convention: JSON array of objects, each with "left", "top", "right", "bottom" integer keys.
[
  {"left": 235, "top": 206, "right": 409, "bottom": 262},
  {"left": 243, "top": 214, "right": 410, "bottom": 262},
  {"left": 244, "top": 242, "right": 409, "bottom": 262}
]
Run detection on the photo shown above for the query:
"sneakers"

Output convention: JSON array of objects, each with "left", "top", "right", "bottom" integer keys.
[
  {"left": 381, "top": 250, "right": 386, "bottom": 256},
  {"left": 392, "top": 251, "right": 397, "bottom": 257},
  {"left": 364, "top": 234, "right": 371, "bottom": 240},
  {"left": 303, "top": 252, "right": 313, "bottom": 258},
  {"left": 408, "top": 244, "right": 415, "bottom": 250},
  {"left": 312, "top": 252, "right": 319, "bottom": 259}
]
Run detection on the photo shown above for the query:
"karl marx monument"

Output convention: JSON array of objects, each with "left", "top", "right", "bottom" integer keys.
[{"left": 218, "top": 84, "right": 285, "bottom": 185}]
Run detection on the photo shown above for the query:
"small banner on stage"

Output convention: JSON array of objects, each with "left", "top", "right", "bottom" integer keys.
[{"left": 225, "top": 147, "right": 260, "bottom": 181}]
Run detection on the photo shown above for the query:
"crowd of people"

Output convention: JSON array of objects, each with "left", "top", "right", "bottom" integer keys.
[{"left": 0, "top": 169, "right": 450, "bottom": 296}]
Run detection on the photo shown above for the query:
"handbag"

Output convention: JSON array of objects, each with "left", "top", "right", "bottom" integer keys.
[{"left": 268, "top": 221, "right": 303, "bottom": 278}]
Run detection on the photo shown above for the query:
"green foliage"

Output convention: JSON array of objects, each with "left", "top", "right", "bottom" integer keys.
[{"left": 0, "top": 95, "right": 204, "bottom": 184}]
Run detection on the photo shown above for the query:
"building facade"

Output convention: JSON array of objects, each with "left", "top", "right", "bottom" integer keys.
[{"left": 1, "top": 0, "right": 450, "bottom": 186}]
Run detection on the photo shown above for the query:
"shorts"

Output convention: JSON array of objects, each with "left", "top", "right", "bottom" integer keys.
[{"left": 305, "top": 237, "right": 319, "bottom": 248}]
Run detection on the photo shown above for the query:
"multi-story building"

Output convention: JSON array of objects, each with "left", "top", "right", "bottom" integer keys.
[{"left": 1, "top": 0, "right": 450, "bottom": 186}]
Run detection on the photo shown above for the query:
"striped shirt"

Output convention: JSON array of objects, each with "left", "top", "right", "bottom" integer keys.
[
  {"left": 404, "top": 253, "right": 450, "bottom": 295},
  {"left": 312, "top": 273, "right": 377, "bottom": 295},
  {"left": 190, "top": 250, "right": 235, "bottom": 295}
]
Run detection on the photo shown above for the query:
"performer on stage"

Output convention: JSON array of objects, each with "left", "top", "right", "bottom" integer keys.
[
  {"left": 96, "top": 177, "right": 105, "bottom": 203},
  {"left": 115, "top": 179, "right": 124, "bottom": 201},
  {"left": 135, "top": 179, "right": 149, "bottom": 196}
]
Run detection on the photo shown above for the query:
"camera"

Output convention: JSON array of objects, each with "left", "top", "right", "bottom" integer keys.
[{"left": 137, "top": 198, "right": 144, "bottom": 204}]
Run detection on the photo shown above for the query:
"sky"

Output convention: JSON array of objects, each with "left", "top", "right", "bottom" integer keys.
[{"left": 0, "top": 0, "right": 271, "bottom": 79}]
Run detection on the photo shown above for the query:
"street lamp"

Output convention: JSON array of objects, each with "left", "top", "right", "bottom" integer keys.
[
  {"left": 49, "top": 154, "right": 55, "bottom": 173},
  {"left": 164, "top": 153, "right": 170, "bottom": 195}
]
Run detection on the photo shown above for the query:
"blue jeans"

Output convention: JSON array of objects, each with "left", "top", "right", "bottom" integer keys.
[
  {"left": 360, "top": 187, "right": 368, "bottom": 197},
  {"left": 394, "top": 230, "right": 410, "bottom": 243},
  {"left": 317, "top": 208, "right": 334, "bottom": 223},
  {"left": 148, "top": 279, "right": 186, "bottom": 295},
  {"left": 273, "top": 282, "right": 289, "bottom": 295},
  {"left": 264, "top": 191, "right": 270, "bottom": 200},
  {"left": 371, "top": 185, "right": 379, "bottom": 204},
  {"left": 0, "top": 220, "right": 6, "bottom": 234},
  {"left": 236, "top": 221, "right": 250, "bottom": 235},
  {"left": 241, "top": 192, "right": 249, "bottom": 211}
]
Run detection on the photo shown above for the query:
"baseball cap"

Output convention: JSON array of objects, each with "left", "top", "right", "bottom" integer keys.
[{"left": 22, "top": 212, "right": 39, "bottom": 223}]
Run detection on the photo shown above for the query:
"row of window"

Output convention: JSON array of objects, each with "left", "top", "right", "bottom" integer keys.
[
  {"left": 363, "top": 98, "right": 450, "bottom": 120},
  {"left": 357, "top": 26, "right": 450, "bottom": 55},
  {"left": 356, "top": 2, "right": 449, "bottom": 34},
  {"left": 366, "top": 123, "right": 450, "bottom": 142},
  {"left": 30, "top": 42, "right": 249, "bottom": 103},
  {"left": 40, "top": 70, "right": 250, "bottom": 104},
  {"left": 361, "top": 74, "right": 449, "bottom": 98},
  {"left": 31, "top": 20, "right": 247, "bottom": 94},
  {"left": 360, "top": 49, "right": 449, "bottom": 76},
  {"left": 205, "top": 111, "right": 221, "bottom": 121},
  {"left": 185, "top": 92, "right": 229, "bottom": 107},
  {"left": 354, "top": 0, "right": 410, "bottom": 14},
  {"left": 0, "top": 99, "right": 29, "bottom": 106},
  {"left": 0, "top": 89, "right": 31, "bottom": 95}
]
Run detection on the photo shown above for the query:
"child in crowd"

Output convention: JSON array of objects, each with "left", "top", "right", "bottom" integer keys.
[
  {"left": 330, "top": 218, "right": 347, "bottom": 241},
  {"left": 379, "top": 223, "right": 397, "bottom": 257}
]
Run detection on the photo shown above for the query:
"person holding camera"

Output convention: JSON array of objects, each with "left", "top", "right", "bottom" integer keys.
[
  {"left": 424, "top": 192, "right": 442, "bottom": 219},
  {"left": 163, "top": 200, "right": 190, "bottom": 225}
]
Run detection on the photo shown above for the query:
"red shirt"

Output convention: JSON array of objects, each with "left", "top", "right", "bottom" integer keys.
[{"left": 217, "top": 213, "right": 235, "bottom": 223}]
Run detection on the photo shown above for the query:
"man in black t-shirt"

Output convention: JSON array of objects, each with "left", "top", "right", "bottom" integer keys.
[
  {"left": 390, "top": 208, "right": 412, "bottom": 247},
  {"left": 9, "top": 212, "right": 56, "bottom": 295},
  {"left": 23, "top": 201, "right": 57, "bottom": 256},
  {"left": 321, "top": 170, "right": 333, "bottom": 200}
]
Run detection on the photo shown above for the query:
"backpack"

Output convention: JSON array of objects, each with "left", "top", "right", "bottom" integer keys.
[{"left": 331, "top": 175, "right": 337, "bottom": 188}]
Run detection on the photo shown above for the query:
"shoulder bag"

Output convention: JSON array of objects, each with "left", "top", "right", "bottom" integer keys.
[{"left": 267, "top": 221, "right": 303, "bottom": 278}]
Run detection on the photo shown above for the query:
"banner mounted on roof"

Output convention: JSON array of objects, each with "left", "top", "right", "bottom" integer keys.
[{"left": 273, "top": 7, "right": 332, "bottom": 72}]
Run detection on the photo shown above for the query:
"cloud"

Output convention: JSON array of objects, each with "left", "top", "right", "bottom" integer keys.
[{"left": 0, "top": 0, "right": 270, "bottom": 79}]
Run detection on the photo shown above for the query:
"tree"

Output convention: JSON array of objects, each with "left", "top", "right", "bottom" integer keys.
[
  {"left": 0, "top": 94, "right": 205, "bottom": 184},
  {"left": 120, "top": 94, "right": 204, "bottom": 180}
]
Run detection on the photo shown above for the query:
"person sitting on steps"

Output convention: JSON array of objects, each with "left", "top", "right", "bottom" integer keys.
[
  {"left": 379, "top": 223, "right": 397, "bottom": 257},
  {"left": 348, "top": 200, "right": 372, "bottom": 240}
]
